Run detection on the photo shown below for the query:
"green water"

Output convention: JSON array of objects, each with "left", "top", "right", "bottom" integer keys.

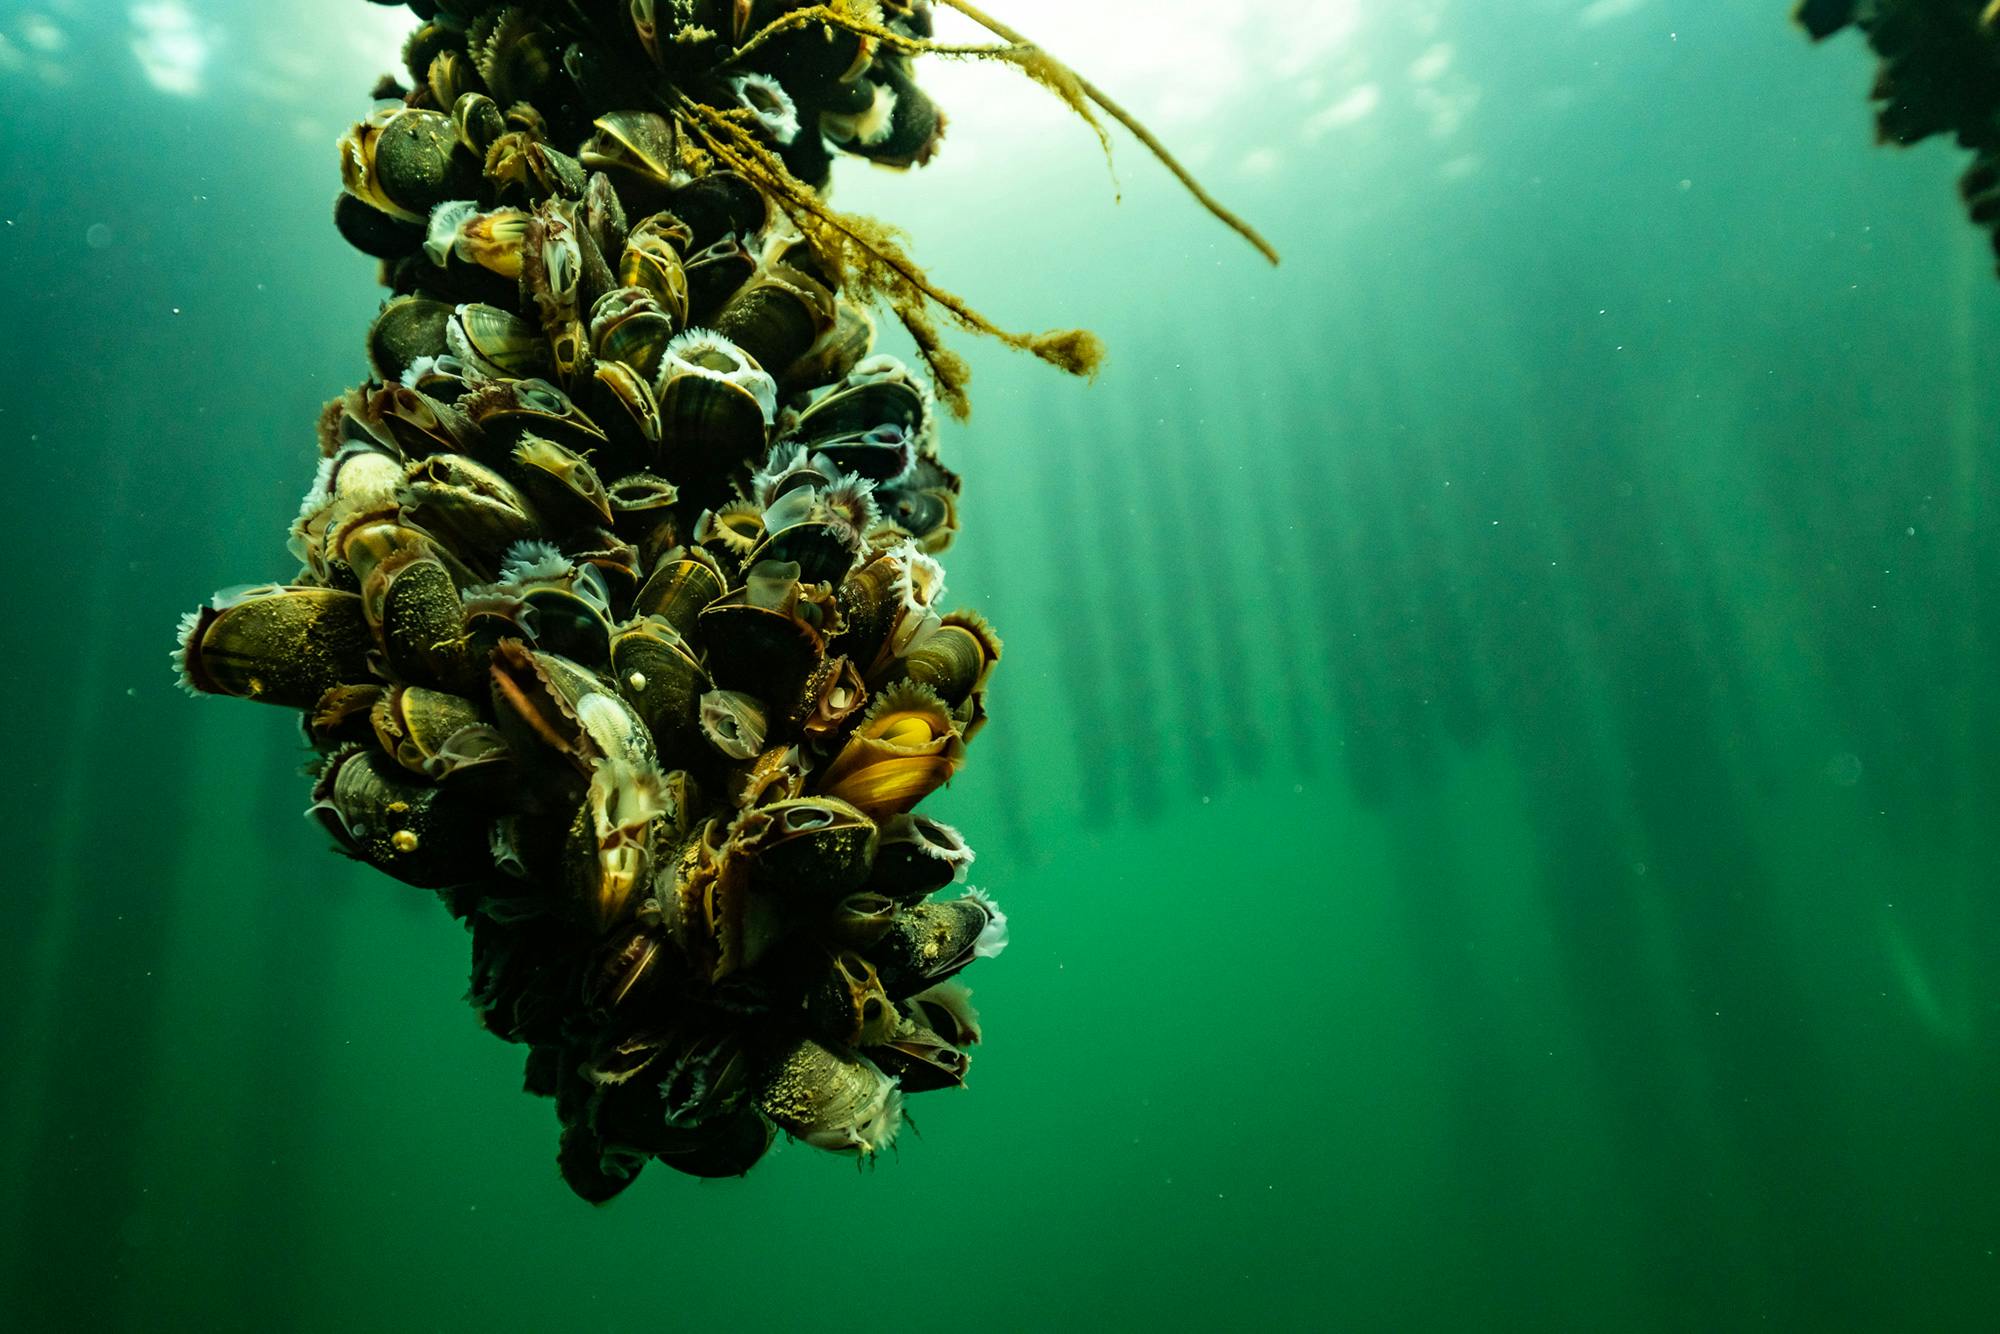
[{"left": 3, "top": 1, "right": 1998, "bottom": 1328}]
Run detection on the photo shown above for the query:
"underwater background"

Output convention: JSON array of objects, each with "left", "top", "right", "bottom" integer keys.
[{"left": 3, "top": 0, "right": 1998, "bottom": 1328}]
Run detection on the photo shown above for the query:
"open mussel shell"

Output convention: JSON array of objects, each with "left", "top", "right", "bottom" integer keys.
[
  {"left": 827, "top": 890, "right": 899, "bottom": 948},
  {"left": 869, "top": 812, "right": 974, "bottom": 903},
  {"left": 906, "top": 979, "right": 983, "bottom": 1047},
  {"left": 866, "top": 1015, "right": 971, "bottom": 1093},
  {"left": 868, "top": 892, "right": 1008, "bottom": 998},
  {"left": 782, "top": 299, "right": 876, "bottom": 393},
  {"left": 489, "top": 640, "right": 657, "bottom": 776},
  {"left": 176, "top": 586, "right": 374, "bottom": 708},
  {"left": 847, "top": 58, "right": 945, "bottom": 170},
  {"left": 748, "top": 518, "right": 863, "bottom": 587},
  {"left": 698, "top": 689, "right": 768, "bottom": 760},
  {"left": 873, "top": 481, "right": 959, "bottom": 552},
  {"left": 742, "top": 796, "right": 878, "bottom": 900},
  {"left": 581, "top": 111, "right": 680, "bottom": 211},
  {"left": 888, "top": 613, "right": 1001, "bottom": 707},
  {"left": 459, "top": 377, "right": 608, "bottom": 454},
  {"left": 656, "top": 1025, "right": 758, "bottom": 1130},
  {"left": 564, "top": 756, "right": 668, "bottom": 928},
  {"left": 815, "top": 681, "right": 965, "bottom": 817},
  {"left": 507, "top": 435, "right": 614, "bottom": 534},
  {"left": 310, "top": 745, "right": 489, "bottom": 890},
  {"left": 807, "top": 951, "right": 897, "bottom": 1049},
  {"left": 755, "top": 1037, "right": 903, "bottom": 1157},
  {"left": 400, "top": 454, "right": 541, "bottom": 568}
]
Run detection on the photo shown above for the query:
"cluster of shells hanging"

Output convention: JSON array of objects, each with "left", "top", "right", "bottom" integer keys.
[
  {"left": 175, "top": 0, "right": 1009, "bottom": 1198},
  {"left": 1796, "top": 0, "right": 2000, "bottom": 273}
]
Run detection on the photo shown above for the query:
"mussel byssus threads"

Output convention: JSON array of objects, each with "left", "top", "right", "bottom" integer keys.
[{"left": 175, "top": 0, "right": 1012, "bottom": 1199}]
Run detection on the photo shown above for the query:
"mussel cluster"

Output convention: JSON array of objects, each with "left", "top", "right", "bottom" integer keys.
[
  {"left": 175, "top": 0, "right": 1009, "bottom": 1199},
  {"left": 1797, "top": 0, "right": 2000, "bottom": 273}
]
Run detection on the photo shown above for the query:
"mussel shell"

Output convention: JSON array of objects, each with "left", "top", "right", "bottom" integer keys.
[
  {"left": 667, "top": 171, "right": 768, "bottom": 250},
  {"left": 335, "top": 190, "right": 423, "bottom": 260},
  {"left": 807, "top": 951, "right": 897, "bottom": 1049},
  {"left": 698, "top": 597, "right": 825, "bottom": 705},
  {"left": 585, "top": 360, "right": 663, "bottom": 471},
  {"left": 400, "top": 453, "right": 540, "bottom": 565},
  {"left": 374, "top": 107, "right": 481, "bottom": 217},
  {"left": 178, "top": 586, "right": 374, "bottom": 708},
  {"left": 368, "top": 549, "right": 477, "bottom": 693},
  {"left": 657, "top": 352, "right": 773, "bottom": 474},
  {"left": 310, "top": 745, "right": 489, "bottom": 890},
  {"left": 370, "top": 685, "right": 483, "bottom": 776},
  {"left": 488, "top": 640, "right": 658, "bottom": 775},
  {"left": 458, "top": 377, "right": 609, "bottom": 453},
  {"left": 815, "top": 681, "right": 964, "bottom": 817},
  {"left": 652, "top": 1108, "right": 775, "bottom": 1179},
  {"left": 470, "top": 913, "right": 574, "bottom": 1045},
  {"left": 657, "top": 1026, "right": 758, "bottom": 1129},
  {"left": 848, "top": 59, "right": 944, "bottom": 169},
  {"left": 557, "top": 1123, "right": 646, "bottom": 1204},
  {"left": 581, "top": 110, "right": 680, "bottom": 208},
  {"left": 683, "top": 234, "right": 759, "bottom": 322},
  {"left": 755, "top": 1038, "right": 902, "bottom": 1157},
  {"left": 827, "top": 890, "right": 899, "bottom": 948},
  {"left": 743, "top": 796, "right": 877, "bottom": 899},
  {"left": 873, "top": 483, "right": 958, "bottom": 550},
  {"left": 781, "top": 299, "right": 875, "bottom": 393},
  {"left": 869, "top": 812, "right": 973, "bottom": 902},
  {"left": 446, "top": 302, "right": 553, "bottom": 379},
  {"left": 904, "top": 979, "right": 982, "bottom": 1047},
  {"left": 367, "top": 294, "right": 452, "bottom": 383},
  {"left": 634, "top": 549, "right": 728, "bottom": 638},
  {"left": 508, "top": 434, "right": 614, "bottom": 533},
  {"left": 866, "top": 1017, "right": 971, "bottom": 1093},
  {"left": 713, "top": 266, "right": 836, "bottom": 375},
  {"left": 519, "top": 581, "right": 615, "bottom": 666},
  {"left": 590, "top": 286, "right": 679, "bottom": 381},
  {"left": 609, "top": 618, "right": 710, "bottom": 756},
  {"left": 868, "top": 894, "right": 1007, "bottom": 998},
  {"left": 747, "top": 518, "right": 863, "bottom": 586},
  {"left": 891, "top": 621, "right": 993, "bottom": 706}
]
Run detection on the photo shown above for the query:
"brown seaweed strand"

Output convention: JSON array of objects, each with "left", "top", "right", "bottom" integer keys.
[
  {"left": 726, "top": 3, "right": 1012, "bottom": 66},
  {"left": 935, "top": 0, "right": 1282, "bottom": 265},
  {"left": 676, "top": 94, "right": 1104, "bottom": 417}
]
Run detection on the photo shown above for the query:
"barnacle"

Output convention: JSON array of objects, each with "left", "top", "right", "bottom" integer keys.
[{"left": 176, "top": 0, "right": 1269, "bottom": 1201}]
